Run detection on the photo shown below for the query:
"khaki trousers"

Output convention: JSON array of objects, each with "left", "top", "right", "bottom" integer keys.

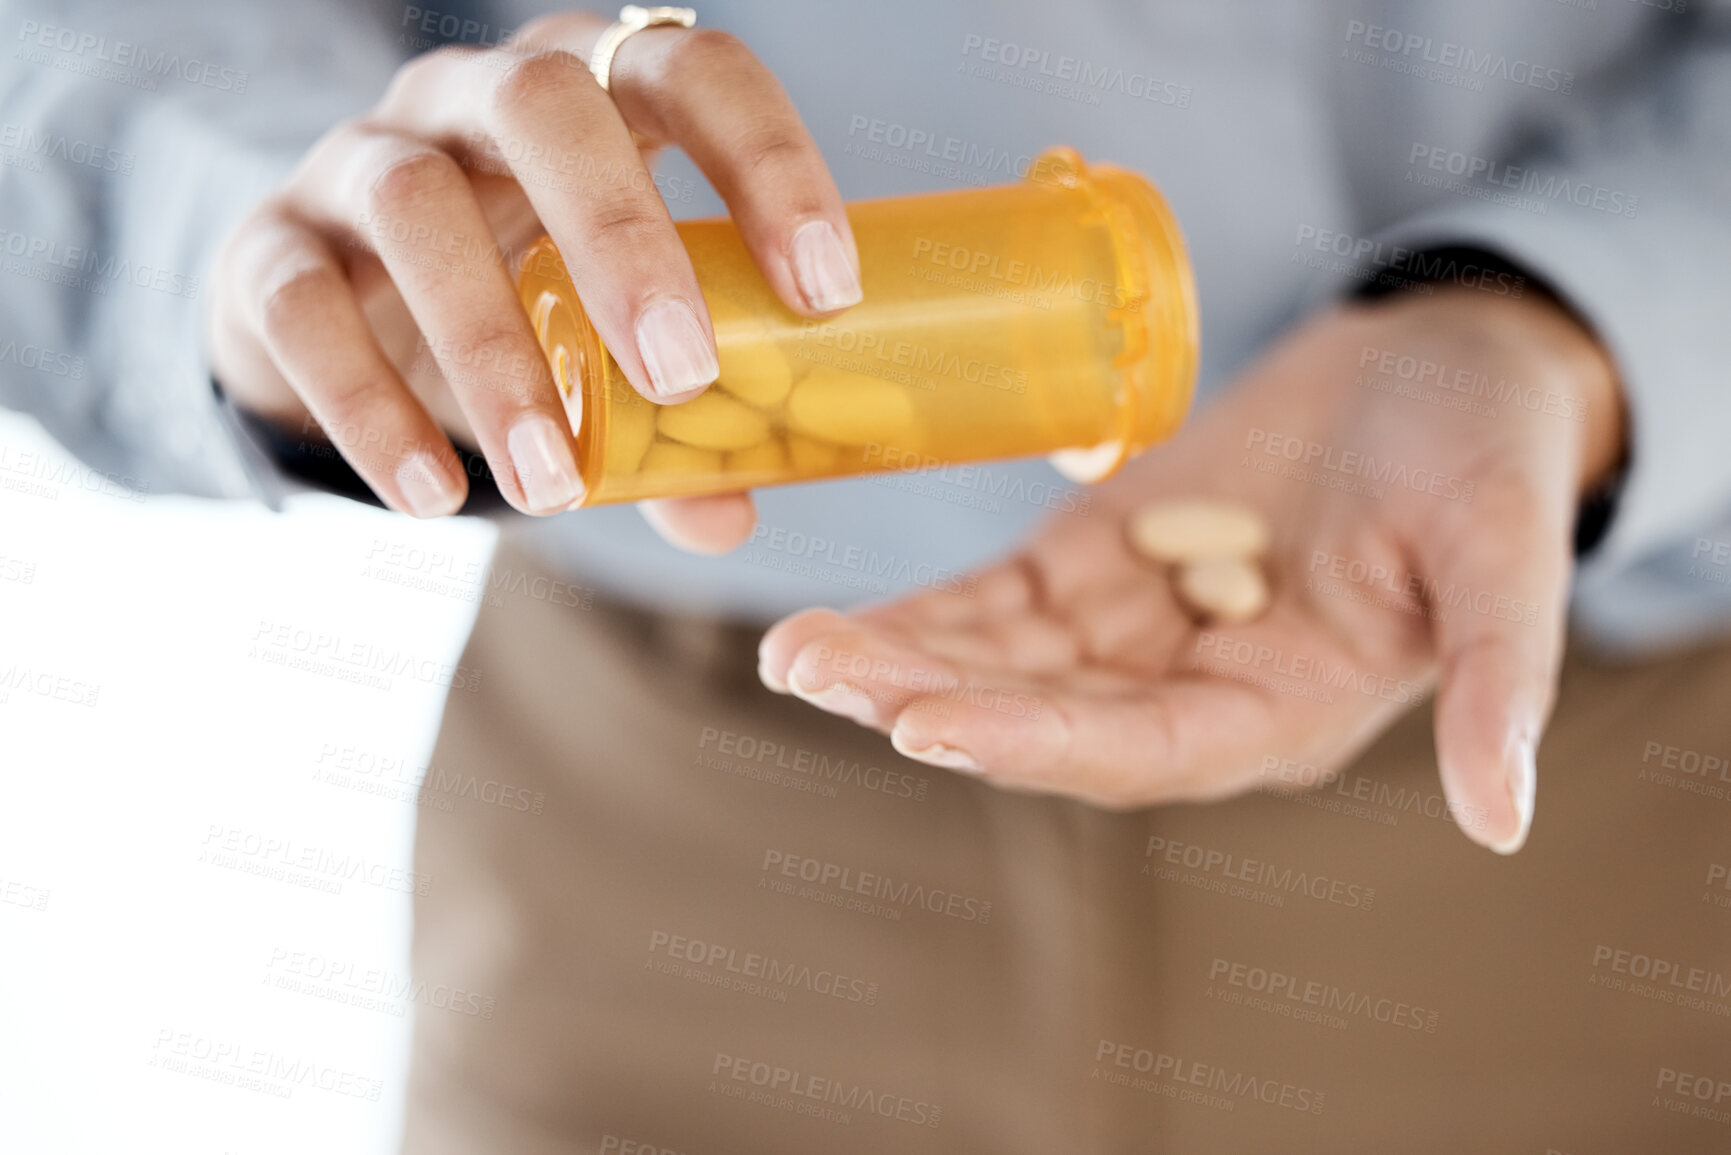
[{"left": 402, "top": 541, "right": 1731, "bottom": 1154}]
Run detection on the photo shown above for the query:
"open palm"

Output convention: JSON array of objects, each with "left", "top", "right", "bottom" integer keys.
[{"left": 759, "top": 289, "right": 1622, "bottom": 853}]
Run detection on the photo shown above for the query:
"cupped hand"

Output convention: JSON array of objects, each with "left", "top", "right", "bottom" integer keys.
[
  {"left": 760, "top": 287, "right": 1625, "bottom": 853},
  {"left": 207, "top": 12, "right": 859, "bottom": 550}
]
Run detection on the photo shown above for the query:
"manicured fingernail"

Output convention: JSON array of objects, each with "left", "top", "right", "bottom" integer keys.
[
  {"left": 635, "top": 298, "right": 719, "bottom": 398},
  {"left": 395, "top": 452, "right": 463, "bottom": 518},
  {"left": 790, "top": 220, "right": 862, "bottom": 313},
  {"left": 507, "top": 413, "right": 584, "bottom": 513},
  {"left": 891, "top": 729, "right": 983, "bottom": 774},
  {"left": 788, "top": 671, "right": 875, "bottom": 724},
  {"left": 1488, "top": 734, "right": 1537, "bottom": 855},
  {"left": 758, "top": 657, "right": 789, "bottom": 694}
]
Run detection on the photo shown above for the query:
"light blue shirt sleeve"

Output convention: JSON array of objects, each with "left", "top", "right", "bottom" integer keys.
[
  {"left": 1363, "top": 3, "right": 1731, "bottom": 653},
  {"left": 0, "top": 0, "right": 406, "bottom": 500}
]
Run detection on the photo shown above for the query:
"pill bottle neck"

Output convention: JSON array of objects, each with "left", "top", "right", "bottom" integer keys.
[
  {"left": 521, "top": 237, "right": 613, "bottom": 501},
  {"left": 1032, "top": 147, "right": 1199, "bottom": 482}
]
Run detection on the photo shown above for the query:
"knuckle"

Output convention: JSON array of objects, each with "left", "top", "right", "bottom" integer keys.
[
  {"left": 436, "top": 319, "right": 546, "bottom": 403},
  {"left": 318, "top": 373, "right": 400, "bottom": 435},
  {"left": 489, "top": 48, "right": 586, "bottom": 115},
  {"left": 382, "top": 45, "right": 475, "bottom": 107},
  {"left": 663, "top": 27, "right": 753, "bottom": 78},
  {"left": 232, "top": 197, "right": 292, "bottom": 241},
  {"left": 581, "top": 197, "right": 668, "bottom": 250},
  {"left": 380, "top": 54, "right": 429, "bottom": 106},
  {"left": 301, "top": 119, "right": 373, "bottom": 183},
  {"left": 366, "top": 145, "right": 465, "bottom": 216},
  {"left": 219, "top": 199, "right": 293, "bottom": 276},
  {"left": 731, "top": 120, "right": 810, "bottom": 181},
  {"left": 324, "top": 394, "right": 423, "bottom": 476},
  {"left": 256, "top": 263, "right": 342, "bottom": 345}
]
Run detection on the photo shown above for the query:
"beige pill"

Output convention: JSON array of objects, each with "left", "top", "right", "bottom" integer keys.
[
  {"left": 604, "top": 393, "right": 657, "bottom": 474},
  {"left": 726, "top": 439, "right": 790, "bottom": 474},
  {"left": 717, "top": 343, "right": 794, "bottom": 408},
  {"left": 787, "top": 433, "right": 841, "bottom": 473},
  {"left": 786, "top": 369, "right": 915, "bottom": 445},
  {"left": 1128, "top": 498, "right": 1270, "bottom": 564},
  {"left": 1176, "top": 557, "right": 1270, "bottom": 624},
  {"left": 656, "top": 390, "right": 771, "bottom": 451},
  {"left": 702, "top": 288, "right": 792, "bottom": 405},
  {"left": 639, "top": 440, "right": 724, "bottom": 476}
]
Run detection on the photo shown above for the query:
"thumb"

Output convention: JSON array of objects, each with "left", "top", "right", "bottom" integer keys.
[
  {"left": 639, "top": 492, "right": 758, "bottom": 555},
  {"left": 1416, "top": 491, "right": 1573, "bottom": 854}
]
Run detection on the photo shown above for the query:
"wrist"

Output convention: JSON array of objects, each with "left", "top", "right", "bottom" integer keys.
[
  {"left": 1376, "top": 284, "right": 1627, "bottom": 496},
  {"left": 1506, "top": 291, "right": 1626, "bottom": 496}
]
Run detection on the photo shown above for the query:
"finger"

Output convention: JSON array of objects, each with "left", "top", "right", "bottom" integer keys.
[
  {"left": 784, "top": 596, "right": 1411, "bottom": 806},
  {"left": 903, "top": 617, "right": 1082, "bottom": 675},
  {"left": 763, "top": 611, "right": 982, "bottom": 726},
  {"left": 490, "top": 14, "right": 858, "bottom": 316},
  {"left": 376, "top": 45, "right": 720, "bottom": 404},
  {"left": 775, "top": 612, "right": 1125, "bottom": 755},
  {"left": 294, "top": 123, "right": 584, "bottom": 515},
  {"left": 1412, "top": 488, "right": 1572, "bottom": 854},
  {"left": 782, "top": 620, "right": 993, "bottom": 734},
  {"left": 886, "top": 681, "right": 1274, "bottom": 809},
  {"left": 759, "top": 607, "right": 851, "bottom": 694},
  {"left": 228, "top": 207, "right": 467, "bottom": 517},
  {"left": 605, "top": 27, "right": 862, "bottom": 316},
  {"left": 488, "top": 47, "right": 726, "bottom": 400},
  {"left": 639, "top": 493, "right": 757, "bottom": 554},
  {"left": 761, "top": 595, "right": 1010, "bottom": 706}
]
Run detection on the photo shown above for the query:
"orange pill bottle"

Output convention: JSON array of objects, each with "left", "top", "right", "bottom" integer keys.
[{"left": 517, "top": 146, "right": 1198, "bottom": 506}]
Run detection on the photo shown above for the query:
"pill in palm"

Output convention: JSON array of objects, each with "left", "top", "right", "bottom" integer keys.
[
  {"left": 1175, "top": 556, "right": 1270, "bottom": 623},
  {"left": 1127, "top": 498, "right": 1270, "bottom": 563},
  {"left": 656, "top": 389, "right": 771, "bottom": 451}
]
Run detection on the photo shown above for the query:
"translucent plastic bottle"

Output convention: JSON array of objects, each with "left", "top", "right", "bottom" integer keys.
[{"left": 516, "top": 147, "right": 1198, "bottom": 506}]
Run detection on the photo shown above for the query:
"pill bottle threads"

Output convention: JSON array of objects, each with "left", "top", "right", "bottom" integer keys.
[
  {"left": 1074, "top": 152, "right": 1200, "bottom": 474},
  {"left": 517, "top": 146, "right": 1199, "bottom": 507}
]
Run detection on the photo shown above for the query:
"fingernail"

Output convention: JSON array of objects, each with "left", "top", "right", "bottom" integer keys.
[
  {"left": 635, "top": 298, "right": 719, "bottom": 398},
  {"left": 891, "top": 729, "right": 983, "bottom": 774},
  {"left": 1489, "top": 734, "right": 1537, "bottom": 855},
  {"left": 788, "top": 671, "right": 876, "bottom": 724},
  {"left": 790, "top": 219, "right": 862, "bottom": 313},
  {"left": 507, "top": 413, "right": 584, "bottom": 513},
  {"left": 395, "top": 452, "right": 463, "bottom": 518}
]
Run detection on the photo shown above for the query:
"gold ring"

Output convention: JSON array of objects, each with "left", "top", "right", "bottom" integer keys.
[{"left": 589, "top": 5, "right": 696, "bottom": 93}]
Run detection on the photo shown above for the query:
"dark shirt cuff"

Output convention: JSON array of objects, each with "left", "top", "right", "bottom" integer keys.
[{"left": 212, "top": 376, "right": 508, "bottom": 515}]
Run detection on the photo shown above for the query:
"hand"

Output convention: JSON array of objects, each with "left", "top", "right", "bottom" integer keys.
[
  {"left": 206, "top": 12, "right": 860, "bottom": 550},
  {"left": 759, "top": 287, "right": 1625, "bottom": 853}
]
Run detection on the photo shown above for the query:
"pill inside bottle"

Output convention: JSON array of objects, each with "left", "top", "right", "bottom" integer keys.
[{"left": 517, "top": 146, "right": 1198, "bottom": 506}]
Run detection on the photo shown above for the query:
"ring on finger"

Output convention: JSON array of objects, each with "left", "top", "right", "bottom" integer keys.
[{"left": 589, "top": 5, "right": 696, "bottom": 92}]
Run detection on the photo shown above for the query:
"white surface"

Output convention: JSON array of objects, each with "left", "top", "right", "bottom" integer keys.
[{"left": 0, "top": 410, "right": 495, "bottom": 1155}]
